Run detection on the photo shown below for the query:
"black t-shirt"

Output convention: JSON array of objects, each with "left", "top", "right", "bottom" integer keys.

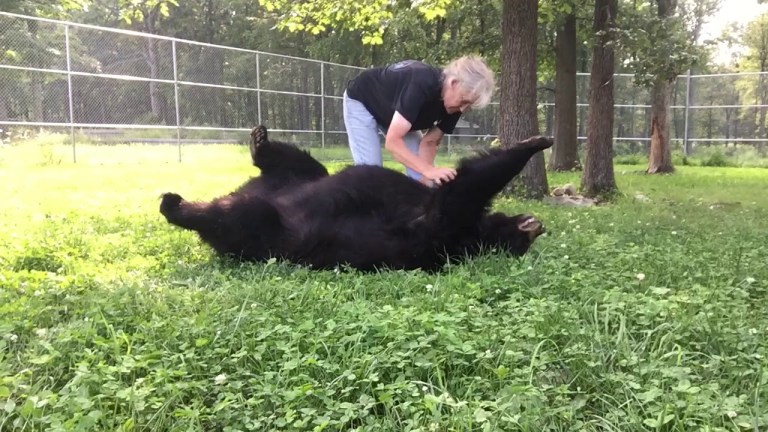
[{"left": 346, "top": 60, "right": 461, "bottom": 134}]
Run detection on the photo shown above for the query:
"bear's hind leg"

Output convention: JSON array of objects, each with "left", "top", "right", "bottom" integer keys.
[{"left": 249, "top": 125, "right": 329, "bottom": 183}]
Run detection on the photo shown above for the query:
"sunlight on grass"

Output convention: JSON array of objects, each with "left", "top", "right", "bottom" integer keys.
[{"left": 1, "top": 142, "right": 767, "bottom": 431}]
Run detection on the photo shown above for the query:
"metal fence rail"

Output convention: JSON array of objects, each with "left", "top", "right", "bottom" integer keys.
[{"left": 2, "top": 11, "right": 767, "bottom": 162}]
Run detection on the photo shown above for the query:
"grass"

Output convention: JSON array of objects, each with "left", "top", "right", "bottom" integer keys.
[{"left": 1, "top": 142, "right": 767, "bottom": 431}]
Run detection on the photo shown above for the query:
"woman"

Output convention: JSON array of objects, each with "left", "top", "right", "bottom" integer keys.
[{"left": 343, "top": 55, "right": 495, "bottom": 186}]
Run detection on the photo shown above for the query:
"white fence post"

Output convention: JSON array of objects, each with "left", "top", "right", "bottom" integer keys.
[
  {"left": 172, "top": 39, "right": 182, "bottom": 162},
  {"left": 256, "top": 53, "right": 262, "bottom": 124},
  {"left": 320, "top": 61, "right": 325, "bottom": 149},
  {"left": 683, "top": 68, "right": 692, "bottom": 156},
  {"left": 65, "top": 25, "right": 76, "bottom": 162}
]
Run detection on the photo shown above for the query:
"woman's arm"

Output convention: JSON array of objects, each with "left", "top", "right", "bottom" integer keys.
[{"left": 385, "top": 112, "right": 456, "bottom": 184}]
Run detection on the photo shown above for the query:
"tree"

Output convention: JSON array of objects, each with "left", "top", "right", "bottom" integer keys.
[
  {"left": 620, "top": 0, "right": 720, "bottom": 173},
  {"left": 0, "top": 0, "right": 87, "bottom": 122},
  {"left": 581, "top": 0, "right": 618, "bottom": 197},
  {"left": 500, "top": 0, "right": 548, "bottom": 198},
  {"left": 116, "top": 0, "right": 179, "bottom": 122},
  {"left": 676, "top": 0, "right": 721, "bottom": 151},
  {"left": 548, "top": 10, "right": 580, "bottom": 171},
  {"left": 743, "top": 14, "right": 768, "bottom": 148},
  {"left": 647, "top": 0, "right": 677, "bottom": 173},
  {"left": 538, "top": 0, "right": 599, "bottom": 172}
]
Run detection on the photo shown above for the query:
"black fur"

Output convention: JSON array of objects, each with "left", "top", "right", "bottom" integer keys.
[{"left": 160, "top": 126, "right": 552, "bottom": 272}]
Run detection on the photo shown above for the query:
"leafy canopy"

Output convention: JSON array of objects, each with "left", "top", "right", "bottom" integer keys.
[
  {"left": 619, "top": 0, "right": 719, "bottom": 87},
  {"left": 260, "top": 0, "right": 453, "bottom": 45},
  {"left": 117, "top": 0, "right": 179, "bottom": 25}
]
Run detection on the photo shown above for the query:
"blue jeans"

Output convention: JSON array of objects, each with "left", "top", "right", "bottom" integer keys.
[{"left": 343, "top": 90, "right": 423, "bottom": 181}]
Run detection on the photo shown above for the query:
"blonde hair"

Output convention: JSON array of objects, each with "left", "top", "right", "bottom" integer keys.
[{"left": 442, "top": 55, "right": 495, "bottom": 109}]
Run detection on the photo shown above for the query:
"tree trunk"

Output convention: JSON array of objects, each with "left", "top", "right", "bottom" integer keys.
[
  {"left": 204, "top": 0, "right": 217, "bottom": 43},
  {"left": 647, "top": 77, "right": 675, "bottom": 173},
  {"left": 618, "top": 106, "right": 628, "bottom": 139},
  {"left": 685, "top": 72, "right": 696, "bottom": 148},
  {"left": 759, "top": 72, "right": 768, "bottom": 149},
  {"left": 478, "top": 0, "right": 486, "bottom": 56},
  {"left": 30, "top": 74, "right": 44, "bottom": 122},
  {"left": 434, "top": 17, "right": 446, "bottom": 46},
  {"left": 145, "top": 27, "right": 164, "bottom": 121},
  {"left": 300, "top": 67, "right": 310, "bottom": 130},
  {"left": 500, "top": 0, "right": 548, "bottom": 199},
  {"left": 581, "top": 0, "right": 618, "bottom": 197},
  {"left": 545, "top": 104, "right": 554, "bottom": 135},
  {"left": 315, "top": 71, "right": 324, "bottom": 131},
  {"left": 629, "top": 95, "right": 636, "bottom": 138},
  {"left": 0, "top": 79, "right": 8, "bottom": 121},
  {"left": 26, "top": 20, "right": 44, "bottom": 122},
  {"left": 577, "top": 48, "right": 589, "bottom": 138},
  {"left": 548, "top": 12, "right": 580, "bottom": 171},
  {"left": 646, "top": 0, "right": 677, "bottom": 174}
]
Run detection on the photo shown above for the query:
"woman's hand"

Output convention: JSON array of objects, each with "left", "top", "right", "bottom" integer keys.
[{"left": 423, "top": 166, "right": 457, "bottom": 185}]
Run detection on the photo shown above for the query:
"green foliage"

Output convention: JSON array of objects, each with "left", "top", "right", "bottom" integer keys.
[
  {"left": 614, "top": 153, "right": 646, "bottom": 165},
  {"left": 1, "top": 143, "right": 768, "bottom": 430},
  {"left": 698, "top": 149, "right": 729, "bottom": 166},
  {"left": 0, "top": 0, "right": 87, "bottom": 17},
  {"left": 537, "top": 0, "right": 594, "bottom": 79},
  {"left": 260, "top": 0, "right": 459, "bottom": 46},
  {"left": 260, "top": 0, "right": 395, "bottom": 45},
  {"left": 687, "top": 145, "right": 768, "bottom": 168},
  {"left": 117, "top": 0, "right": 179, "bottom": 25},
  {"left": 618, "top": 0, "right": 720, "bottom": 87},
  {"left": 611, "top": 145, "right": 768, "bottom": 169},
  {"left": 741, "top": 13, "right": 768, "bottom": 71}
]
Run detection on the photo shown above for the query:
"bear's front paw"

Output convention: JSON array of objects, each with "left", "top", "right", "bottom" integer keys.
[{"left": 515, "top": 135, "right": 554, "bottom": 151}]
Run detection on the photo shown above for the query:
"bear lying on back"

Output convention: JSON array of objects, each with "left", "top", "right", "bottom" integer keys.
[{"left": 160, "top": 126, "right": 552, "bottom": 272}]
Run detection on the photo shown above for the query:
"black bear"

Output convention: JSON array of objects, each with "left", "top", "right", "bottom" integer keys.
[{"left": 160, "top": 126, "right": 552, "bottom": 272}]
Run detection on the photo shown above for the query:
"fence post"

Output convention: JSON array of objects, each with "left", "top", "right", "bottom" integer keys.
[
  {"left": 320, "top": 61, "right": 326, "bottom": 149},
  {"left": 683, "top": 68, "right": 692, "bottom": 156},
  {"left": 256, "top": 53, "right": 262, "bottom": 124},
  {"left": 65, "top": 24, "right": 76, "bottom": 162},
  {"left": 172, "top": 39, "right": 181, "bottom": 162}
]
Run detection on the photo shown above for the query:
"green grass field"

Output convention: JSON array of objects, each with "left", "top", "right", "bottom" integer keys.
[{"left": 1, "top": 143, "right": 767, "bottom": 431}]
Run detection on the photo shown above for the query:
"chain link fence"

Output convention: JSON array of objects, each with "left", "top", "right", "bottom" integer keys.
[{"left": 1, "top": 11, "right": 767, "bottom": 164}]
